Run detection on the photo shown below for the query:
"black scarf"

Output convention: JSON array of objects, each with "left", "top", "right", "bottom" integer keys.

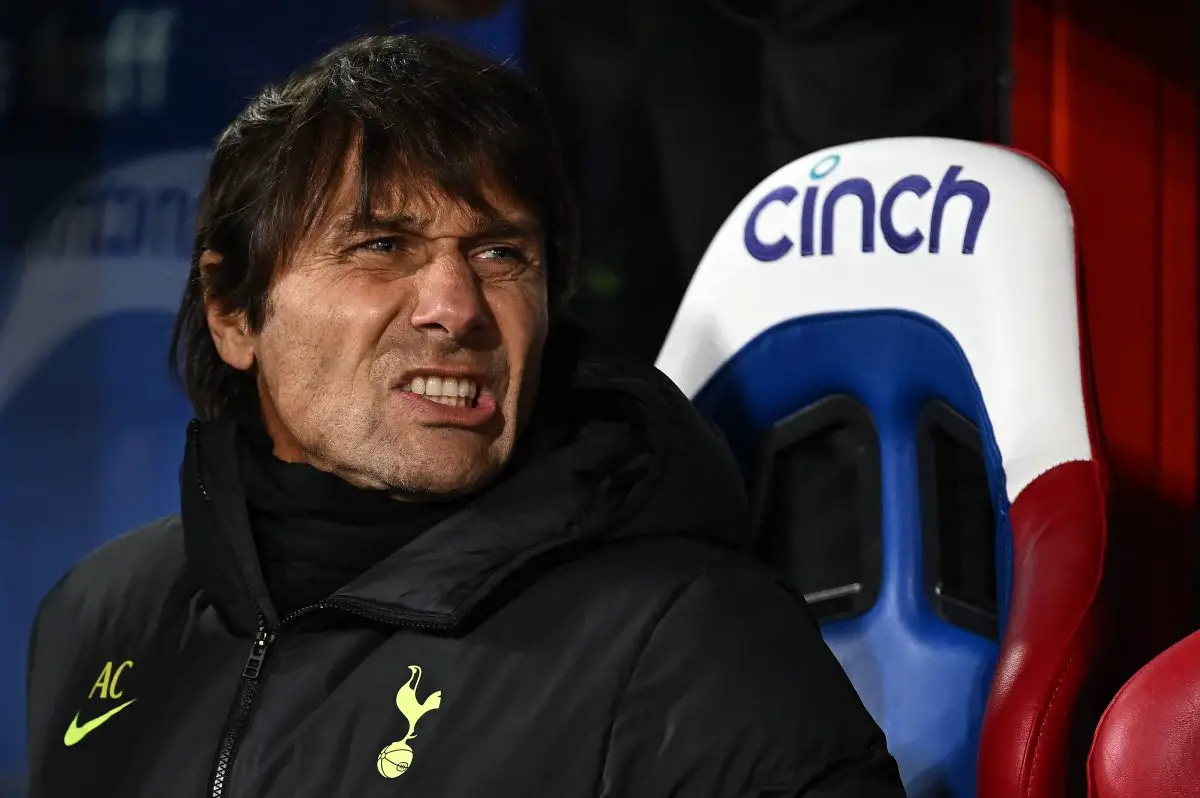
[
  {"left": 236, "top": 411, "right": 465, "bottom": 618},
  {"left": 234, "top": 399, "right": 577, "bottom": 618}
]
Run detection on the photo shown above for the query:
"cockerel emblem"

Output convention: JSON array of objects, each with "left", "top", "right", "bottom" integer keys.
[{"left": 376, "top": 665, "right": 443, "bottom": 779}]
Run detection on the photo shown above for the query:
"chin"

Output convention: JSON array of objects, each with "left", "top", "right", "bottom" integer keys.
[{"left": 390, "top": 453, "right": 505, "bottom": 500}]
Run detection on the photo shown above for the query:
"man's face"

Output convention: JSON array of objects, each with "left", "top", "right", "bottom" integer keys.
[{"left": 212, "top": 167, "right": 549, "bottom": 497}]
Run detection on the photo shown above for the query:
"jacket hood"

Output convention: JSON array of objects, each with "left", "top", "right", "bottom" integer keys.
[{"left": 182, "top": 326, "right": 751, "bottom": 635}]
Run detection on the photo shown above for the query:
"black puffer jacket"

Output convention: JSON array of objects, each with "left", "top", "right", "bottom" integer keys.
[{"left": 26, "top": 340, "right": 904, "bottom": 797}]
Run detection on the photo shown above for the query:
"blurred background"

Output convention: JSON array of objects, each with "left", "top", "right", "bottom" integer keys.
[{"left": 0, "top": 0, "right": 1193, "bottom": 795}]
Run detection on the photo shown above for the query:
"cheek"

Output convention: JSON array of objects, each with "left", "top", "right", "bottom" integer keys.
[
  {"left": 255, "top": 322, "right": 324, "bottom": 412},
  {"left": 491, "top": 288, "right": 548, "bottom": 435},
  {"left": 256, "top": 282, "right": 385, "bottom": 397},
  {"left": 493, "top": 289, "right": 547, "bottom": 374}
]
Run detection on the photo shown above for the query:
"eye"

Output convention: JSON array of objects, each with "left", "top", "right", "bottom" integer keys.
[
  {"left": 476, "top": 245, "right": 526, "bottom": 263},
  {"left": 356, "top": 237, "right": 401, "bottom": 254}
]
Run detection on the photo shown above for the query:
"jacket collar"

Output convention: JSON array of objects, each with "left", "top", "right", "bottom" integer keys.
[{"left": 182, "top": 333, "right": 750, "bottom": 637}]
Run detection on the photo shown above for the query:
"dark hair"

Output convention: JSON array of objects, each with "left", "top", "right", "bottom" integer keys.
[{"left": 170, "top": 34, "right": 578, "bottom": 420}]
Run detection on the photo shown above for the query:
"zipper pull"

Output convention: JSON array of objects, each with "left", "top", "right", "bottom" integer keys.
[{"left": 242, "top": 627, "right": 274, "bottom": 679}]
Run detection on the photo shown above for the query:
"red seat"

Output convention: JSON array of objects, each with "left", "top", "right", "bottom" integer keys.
[
  {"left": 1088, "top": 629, "right": 1200, "bottom": 798},
  {"left": 977, "top": 459, "right": 1107, "bottom": 798},
  {"left": 975, "top": 149, "right": 1110, "bottom": 798}
]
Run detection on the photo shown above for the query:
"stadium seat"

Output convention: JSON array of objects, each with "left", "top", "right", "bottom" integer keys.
[
  {"left": 1088, "top": 629, "right": 1200, "bottom": 798},
  {"left": 655, "top": 137, "right": 1107, "bottom": 798}
]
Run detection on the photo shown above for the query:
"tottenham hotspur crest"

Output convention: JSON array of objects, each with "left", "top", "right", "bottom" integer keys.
[{"left": 377, "top": 665, "right": 443, "bottom": 778}]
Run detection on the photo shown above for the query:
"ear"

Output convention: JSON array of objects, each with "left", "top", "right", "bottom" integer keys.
[{"left": 200, "top": 250, "right": 256, "bottom": 372}]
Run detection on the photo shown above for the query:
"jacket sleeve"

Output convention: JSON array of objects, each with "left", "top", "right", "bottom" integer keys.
[
  {"left": 26, "top": 576, "right": 69, "bottom": 784},
  {"left": 599, "top": 564, "right": 907, "bottom": 797}
]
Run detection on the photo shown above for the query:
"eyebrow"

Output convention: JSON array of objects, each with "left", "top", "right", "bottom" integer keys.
[{"left": 337, "top": 210, "right": 543, "bottom": 241}]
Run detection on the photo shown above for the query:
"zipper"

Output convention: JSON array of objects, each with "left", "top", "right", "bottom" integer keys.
[
  {"left": 191, "top": 420, "right": 278, "bottom": 798},
  {"left": 323, "top": 595, "right": 457, "bottom": 633},
  {"left": 192, "top": 419, "right": 458, "bottom": 797},
  {"left": 208, "top": 605, "right": 320, "bottom": 798},
  {"left": 209, "top": 618, "right": 269, "bottom": 798}
]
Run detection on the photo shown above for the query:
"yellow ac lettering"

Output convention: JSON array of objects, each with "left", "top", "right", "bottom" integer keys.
[
  {"left": 110, "top": 661, "right": 134, "bottom": 699},
  {"left": 88, "top": 662, "right": 112, "bottom": 700},
  {"left": 88, "top": 660, "right": 134, "bottom": 700}
]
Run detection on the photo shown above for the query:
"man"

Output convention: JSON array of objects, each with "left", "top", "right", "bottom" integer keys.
[{"left": 26, "top": 35, "right": 905, "bottom": 797}]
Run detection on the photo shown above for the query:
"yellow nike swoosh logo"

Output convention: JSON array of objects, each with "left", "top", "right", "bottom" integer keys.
[{"left": 63, "top": 699, "right": 137, "bottom": 747}]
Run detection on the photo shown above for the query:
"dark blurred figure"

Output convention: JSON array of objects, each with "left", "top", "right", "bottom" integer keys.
[
  {"left": 392, "top": 0, "right": 993, "bottom": 362},
  {"left": 521, "top": 0, "right": 767, "bottom": 361},
  {"left": 715, "top": 0, "right": 992, "bottom": 165}
]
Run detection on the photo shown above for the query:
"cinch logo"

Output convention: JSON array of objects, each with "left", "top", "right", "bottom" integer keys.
[{"left": 743, "top": 154, "right": 991, "bottom": 261}]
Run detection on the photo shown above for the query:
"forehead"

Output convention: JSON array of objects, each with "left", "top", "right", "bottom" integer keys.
[{"left": 316, "top": 154, "right": 539, "bottom": 236}]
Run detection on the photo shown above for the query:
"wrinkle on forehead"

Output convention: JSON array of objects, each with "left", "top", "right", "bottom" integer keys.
[
  {"left": 272, "top": 124, "right": 543, "bottom": 279},
  {"left": 315, "top": 155, "right": 538, "bottom": 242}
]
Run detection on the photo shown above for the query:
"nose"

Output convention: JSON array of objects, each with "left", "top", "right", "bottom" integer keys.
[{"left": 409, "top": 253, "right": 489, "bottom": 342}]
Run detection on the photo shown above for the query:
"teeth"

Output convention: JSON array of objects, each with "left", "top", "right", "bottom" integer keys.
[
  {"left": 402, "top": 375, "right": 480, "bottom": 407},
  {"left": 421, "top": 395, "right": 468, "bottom": 407}
]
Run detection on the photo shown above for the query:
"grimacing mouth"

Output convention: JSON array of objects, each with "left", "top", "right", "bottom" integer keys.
[{"left": 396, "top": 371, "right": 487, "bottom": 409}]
